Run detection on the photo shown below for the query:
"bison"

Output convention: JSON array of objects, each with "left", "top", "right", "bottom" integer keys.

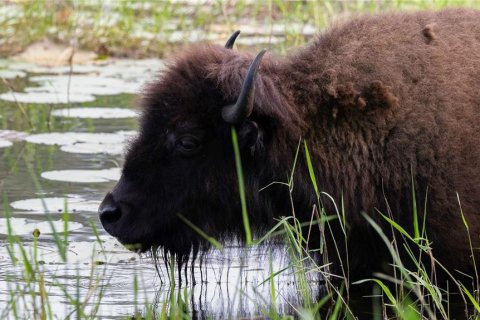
[{"left": 99, "top": 8, "right": 480, "bottom": 281}]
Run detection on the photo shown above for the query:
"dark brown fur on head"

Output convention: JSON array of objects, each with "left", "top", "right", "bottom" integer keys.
[{"left": 100, "top": 8, "right": 480, "bottom": 283}]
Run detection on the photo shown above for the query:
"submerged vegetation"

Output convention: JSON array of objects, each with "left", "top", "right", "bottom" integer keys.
[{"left": 1, "top": 0, "right": 480, "bottom": 319}]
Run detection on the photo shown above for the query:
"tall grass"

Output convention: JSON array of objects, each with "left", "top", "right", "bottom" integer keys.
[
  {"left": 3, "top": 195, "right": 94, "bottom": 319},
  {"left": 149, "top": 132, "right": 480, "bottom": 319},
  {"left": 1, "top": 192, "right": 166, "bottom": 319},
  {"left": 231, "top": 127, "right": 253, "bottom": 245},
  {"left": 2, "top": 0, "right": 480, "bottom": 58},
  {"left": 219, "top": 136, "right": 479, "bottom": 319},
  {"left": 2, "top": 129, "right": 479, "bottom": 319}
]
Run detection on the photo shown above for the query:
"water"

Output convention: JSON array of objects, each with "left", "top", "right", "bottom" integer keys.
[{"left": 0, "top": 59, "right": 320, "bottom": 319}]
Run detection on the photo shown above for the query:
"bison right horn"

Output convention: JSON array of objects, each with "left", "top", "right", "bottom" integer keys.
[
  {"left": 222, "top": 49, "right": 267, "bottom": 124},
  {"left": 225, "top": 30, "right": 241, "bottom": 49}
]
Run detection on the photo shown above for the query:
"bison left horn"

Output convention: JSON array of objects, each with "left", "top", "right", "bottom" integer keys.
[
  {"left": 225, "top": 30, "right": 241, "bottom": 49},
  {"left": 222, "top": 49, "right": 267, "bottom": 124}
]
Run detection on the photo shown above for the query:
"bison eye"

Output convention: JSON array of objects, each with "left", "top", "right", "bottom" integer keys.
[{"left": 176, "top": 135, "right": 201, "bottom": 156}]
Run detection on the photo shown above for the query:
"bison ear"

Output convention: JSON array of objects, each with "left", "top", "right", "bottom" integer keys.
[{"left": 237, "top": 120, "right": 263, "bottom": 156}]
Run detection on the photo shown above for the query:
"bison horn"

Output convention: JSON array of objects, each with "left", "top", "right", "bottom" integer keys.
[
  {"left": 222, "top": 49, "right": 267, "bottom": 124},
  {"left": 225, "top": 30, "right": 241, "bottom": 49}
]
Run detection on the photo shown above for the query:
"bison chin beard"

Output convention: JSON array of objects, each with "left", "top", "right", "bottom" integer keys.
[{"left": 119, "top": 218, "right": 206, "bottom": 260}]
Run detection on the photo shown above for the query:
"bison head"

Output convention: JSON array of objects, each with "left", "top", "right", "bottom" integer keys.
[{"left": 98, "top": 32, "right": 305, "bottom": 256}]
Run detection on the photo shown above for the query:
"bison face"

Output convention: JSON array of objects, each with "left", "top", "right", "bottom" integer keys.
[{"left": 99, "top": 44, "right": 271, "bottom": 255}]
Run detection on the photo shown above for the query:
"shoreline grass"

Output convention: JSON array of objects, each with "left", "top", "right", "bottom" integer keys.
[{"left": 2, "top": 0, "right": 480, "bottom": 59}]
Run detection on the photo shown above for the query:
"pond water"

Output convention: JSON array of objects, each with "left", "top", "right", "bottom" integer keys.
[{"left": 0, "top": 59, "right": 321, "bottom": 319}]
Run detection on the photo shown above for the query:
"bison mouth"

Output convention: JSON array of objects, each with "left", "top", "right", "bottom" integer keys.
[
  {"left": 117, "top": 242, "right": 146, "bottom": 253},
  {"left": 113, "top": 223, "right": 203, "bottom": 258},
  {"left": 109, "top": 235, "right": 153, "bottom": 253},
  {"left": 102, "top": 226, "right": 154, "bottom": 253},
  {"left": 98, "top": 192, "right": 153, "bottom": 252}
]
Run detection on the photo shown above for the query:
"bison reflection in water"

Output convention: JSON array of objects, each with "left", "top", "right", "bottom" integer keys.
[{"left": 99, "top": 9, "right": 480, "bottom": 281}]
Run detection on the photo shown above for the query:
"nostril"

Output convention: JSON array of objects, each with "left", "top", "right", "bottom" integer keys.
[
  {"left": 99, "top": 193, "right": 122, "bottom": 225},
  {"left": 99, "top": 204, "right": 121, "bottom": 224}
]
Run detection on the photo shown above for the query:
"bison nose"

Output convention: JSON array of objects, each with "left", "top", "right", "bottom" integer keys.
[{"left": 99, "top": 192, "right": 122, "bottom": 226}]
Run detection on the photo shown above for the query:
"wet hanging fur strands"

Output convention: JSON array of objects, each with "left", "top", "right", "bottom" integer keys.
[
  {"left": 151, "top": 246, "right": 165, "bottom": 285},
  {"left": 151, "top": 246, "right": 202, "bottom": 287},
  {"left": 176, "top": 252, "right": 189, "bottom": 285},
  {"left": 190, "top": 245, "right": 199, "bottom": 285}
]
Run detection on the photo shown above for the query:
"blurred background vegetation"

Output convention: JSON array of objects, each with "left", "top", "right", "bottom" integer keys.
[{"left": 2, "top": 0, "right": 480, "bottom": 59}]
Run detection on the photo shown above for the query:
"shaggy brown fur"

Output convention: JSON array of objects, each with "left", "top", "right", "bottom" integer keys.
[
  {"left": 285, "top": 8, "right": 480, "bottom": 277},
  {"left": 100, "top": 8, "right": 480, "bottom": 282}
]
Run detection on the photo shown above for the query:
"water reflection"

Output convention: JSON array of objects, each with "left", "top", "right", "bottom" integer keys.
[
  {"left": 0, "top": 59, "right": 321, "bottom": 318},
  {"left": 150, "top": 246, "right": 321, "bottom": 319},
  {"left": 0, "top": 236, "right": 321, "bottom": 318}
]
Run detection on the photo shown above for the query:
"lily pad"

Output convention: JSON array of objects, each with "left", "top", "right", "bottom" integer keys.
[
  {"left": 41, "top": 168, "right": 121, "bottom": 183},
  {"left": 0, "top": 130, "right": 28, "bottom": 141},
  {"left": 27, "top": 59, "right": 163, "bottom": 84},
  {"left": 2, "top": 61, "right": 38, "bottom": 71},
  {"left": 29, "top": 75, "right": 143, "bottom": 95},
  {"left": 0, "top": 92, "right": 96, "bottom": 104},
  {"left": 0, "top": 139, "right": 12, "bottom": 148},
  {"left": 60, "top": 142, "right": 125, "bottom": 155},
  {"left": 97, "top": 59, "right": 163, "bottom": 82},
  {"left": 10, "top": 196, "right": 101, "bottom": 213},
  {"left": 29, "top": 64, "right": 107, "bottom": 74},
  {"left": 0, "top": 69, "right": 27, "bottom": 79},
  {"left": 26, "top": 132, "right": 128, "bottom": 146},
  {"left": 25, "top": 85, "right": 128, "bottom": 96},
  {"left": 51, "top": 107, "right": 138, "bottom": 119},
  {"left": 108, "top": 58, "right": 164, "bottom": 70},
  {"left": 0, "top": 217, "right": 83, "bottom": 235}
]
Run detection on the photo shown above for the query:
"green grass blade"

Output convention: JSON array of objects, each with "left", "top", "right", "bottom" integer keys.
[
  {"left": 380, "top": 212, "right": 415, "bottom": 242},
  {"left": 178, "top": 214, "right": 223, "bottom": 249},
  {"left": 231, "top": 127, "right": 252, "bottom": 245},
  {"left": 24, "top": 157, "right": 68, "bottom": 261},
  {"left": 461, "top": 284, "right": 480, "bottom": 312},
  {"left": 288, "top": 138, "right": 302, "bottom": 186},
  {"left": 304, "top": 141, "right": 319, "bottom": 198},
  {"left": 329, "top": 283, "right": 344, "bottom": 320},
  {"left": 3, "top": 193, "right": 17, "bottom": 265},
  {"left": 16, "top": 239, "right": 34, "bottom": 282},
  {"left": 456, "top": 192, "right": 469, "bottom": 232},
  {"left": 410, "top": 167, "right": 420, "bottom": 240}
]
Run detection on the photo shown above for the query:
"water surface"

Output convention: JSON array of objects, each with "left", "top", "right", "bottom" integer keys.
[{"left": 0, "top": 59, "right": 320, "bottom": 319}]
